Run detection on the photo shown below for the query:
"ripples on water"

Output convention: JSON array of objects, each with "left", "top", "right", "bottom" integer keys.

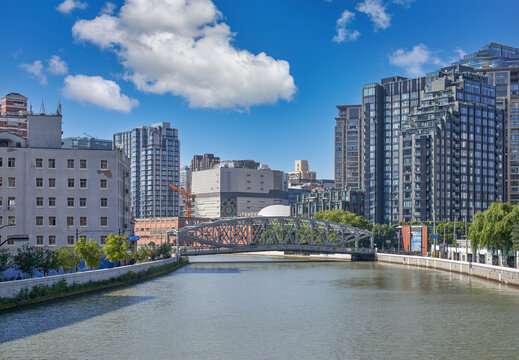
[{"left": 1, "top": 255, "right": 518, "bottom": 360}]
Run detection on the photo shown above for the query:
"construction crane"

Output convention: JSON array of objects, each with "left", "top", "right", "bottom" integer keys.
[{"left": 169, "top": 184, "right": 195, "bottom": 218}]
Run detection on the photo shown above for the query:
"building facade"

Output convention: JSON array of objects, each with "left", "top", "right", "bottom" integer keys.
[
  {"left": 363, "top": 66, "right": 504, "bottom": 224},
  {"left": 192, "top": 166, "right": 288, "bottom": 218},
  {"left": 453, "top": 43, "right": 519, "bottom": 203},
  {"left": 114, "top": 122, "right": 180, "bottom": 218},
  {"left": 191, "top": 153, "right": 220, "bottom": 171},
  {"left": 291, "top": 188, "right": 364, "bottom": 218},
  {"left": 62, "top": 137, "right": 112, "bottom": 150},
  {"left": 334, "top": 105, "right": 362, "bottom": 190},
  {"left": 0, "top": 93, "right": 28, "bottom": 140},
  {"left": 287, "top": 160, "right": 316, "bottom": 187},
  {"left": 133, "top": 217, "right": 208, "bottom": 246},
  {"left": 0, "top": 115, "right": 131, "bottom": 250}
]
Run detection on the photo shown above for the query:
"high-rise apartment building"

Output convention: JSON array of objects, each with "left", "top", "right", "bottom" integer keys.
[
  {"left": 453, "top": 43, "right": 519, "bottom": 203},
  {"left": 363, "top": 65, "right": 504, "bottom": 224},
  {"left": 190, "top": 153, "right": 220, "bottom": 171},
  {"left": 334, "top": 105, "right": 362, "bottom": 190},
  {"left": 0, "top": 93, "right": 28, "bottom": 139},
  {"left": 114, "top": 122, "right": 180, "bottom": 218}
]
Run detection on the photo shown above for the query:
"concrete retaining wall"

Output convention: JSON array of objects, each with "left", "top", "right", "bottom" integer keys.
[
  {"left": 377, "top": 253, "right": 519, "bottom": 286},
  {"left": 0, "top": 257, "right": 179, "bottom": 299}
]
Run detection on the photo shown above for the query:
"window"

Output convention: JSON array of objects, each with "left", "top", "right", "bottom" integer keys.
[
  {"left": 67, "top": 197, "right": 74, "bottom": 207},
  {"left": 67, "top": 236, "right": 75, "bottom": 245},
  {"left": 35, "top": 158, "right": 43, "bottom": 168},
  {"left": 79, "top": 198, "right": 87, "bottom": 207},
  {"left": 80, "top": 216, "right": 87, "bottom": 226},
  {"left": 48, "top": 159, "right": 55, "bottom": 168},
  {"left": 100, "top": 217, "right": 108, "bottom": 226},
  {"left": 36, "top": 197, "right": 43, "bottom": 207},
  {"left": 0, "top": 216, "right": 2, "bottom": 225},
  {"left": 100, "top": 179, "right": 107, "bottom": 189},
  {"left": 36, "top": 178, "right": 43, "bottom": 188},
  {"left": 101, "top": 198, "right": 108, "bottom": 207},
  {"left": 0, "top": 177, "right": 2, "bottom": 187},
  {"left": 80, "top": 179, "right": 87, "bottom": 188},
  {"left": 67, "top": 216, "right": 74, "bottom": 226},
  {"left": 100, "top": 236, "right": 107, "bottom": 244},
  {"left": 67, "top": 159, "right": 74, "bottom": 169},
  {"left": 100, "top": 160, "right": 108, "bottom": 169},
  {"left": 49, "top": 216, "right": 56, "bottom": 226},
  {"left": 36, "top": 216, "right": 43, "bottom": 226},
  {"left": 8, "top": 177, "right": 15, "bottom": 188},
  {"left": 8, "top": 157, "right": 15, "bottom": 168},
  {"left": 48, "top": 197, "right": 56, "bottom": 207},
  {"left": 8, "top": 216, "right": 15, "bottom": 226},
  {"left": 68, "top": 178, "right": 75, "bottom": 188},
  {"left": 80, "top": 159, "right": 87, "bottom": 169},
  {"left": 8, "top": 197, "right": 15, "bottom": 208},
  {"left": 48, "top": 235, "right": 56, "bottom": 246},
  {"left": 48, "top": 178, "right": 56, "bottom": 188},
  {"left": 36, "top": 235, "right": 44, "bottom": 246}
]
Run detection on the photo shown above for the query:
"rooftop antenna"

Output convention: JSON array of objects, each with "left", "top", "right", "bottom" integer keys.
[
  {"left": 57, "top": 98, "right": 62, "bottom": 115},
  {"left": 29, "top": 103, "right": 33, "bottom": 114},
  {"left": 39, "top": 99, "right": 45, "bottom": 115}
]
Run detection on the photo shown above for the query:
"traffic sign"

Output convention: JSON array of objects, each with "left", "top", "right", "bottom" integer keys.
[
  {"left": 431, "top": 235, "right": 439, "bottom": 239},
  {"left": 129, "top": 236, "right": 140, "bottom": 241}
]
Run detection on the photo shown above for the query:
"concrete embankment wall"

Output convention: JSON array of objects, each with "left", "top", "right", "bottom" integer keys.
[
  {"left": 0, "top": 257, "right": 179, "bottom": 299},
  {"left": 377, "top": 253, "right": 519, "bottom": 286}
]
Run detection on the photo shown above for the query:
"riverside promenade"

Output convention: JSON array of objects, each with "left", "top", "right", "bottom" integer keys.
[{"left": 377, "top": 253, "right": 519, "bottom": 286}]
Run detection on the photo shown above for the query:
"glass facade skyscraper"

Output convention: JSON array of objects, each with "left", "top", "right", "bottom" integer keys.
[
  {"left": 453, "top": 43, "right": 519, "bottom": 203},
  {"left": 114, "top": 122, "right": 180, "bottom": 219},
  {"left": 362, "top": 66, "right": 504, "bottom": 224},
  {"left": 334, "top": 105, "right": 362, "bottom": 190}
]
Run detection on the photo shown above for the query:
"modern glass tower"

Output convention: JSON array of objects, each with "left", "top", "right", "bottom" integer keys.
[
  {"left": 453, "top": 43, "right": 519, "bottom": 203},
  {"left": 114, "top": 122, "right": 180, "bottom": 218},
  {"left": 362, "top": 66, "right": 504, "bottom": 224}
]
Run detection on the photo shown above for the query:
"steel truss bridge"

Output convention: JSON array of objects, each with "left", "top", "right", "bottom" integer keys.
[{"left": 168, "top": 217, "right": 374, "bottom": 260}]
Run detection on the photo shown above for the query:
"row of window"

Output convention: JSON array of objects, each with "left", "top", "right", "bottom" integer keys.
[
  {"left": 0, "top": 235, "right": 108, "bottom": 246},
  {"left": 0, "top": 158, "right": 109, "bottom": 169},
  {"left": 35, "top": 216, "right": 109, "bottom": 227},
  {"left": 0, "top": 177, "right": 109, "bottom": 189}
]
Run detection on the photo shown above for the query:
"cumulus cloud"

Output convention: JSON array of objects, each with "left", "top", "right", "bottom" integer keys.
[
  {"left": 48, "top": 55, "right": 69, "bottom": 75},
  {"left": 356, "top": 0, "right": 391, "bottom": 30},
  {"left": 101, "top": 2, "right": 116, "bottom": 15},
  {"left": 332, "top": 10, "right": 360, "bottom": 43},
  {"left": 57, "top": 0, "right": 87, "bottom": 14},
  {"left": 389, "top": 44, "right": 444, "bottom": 77},
  {"left": 72, "top": 0, "right": 296, "bottom": 110},
  {"left": 20, "top": 60, "right": 47, "bottom": 85},
  {"left": 455, "top": 47, "right": 467, "bottom": 59},
  {"left": 63, "top": 74, "right": 139, "bottom": 112}
]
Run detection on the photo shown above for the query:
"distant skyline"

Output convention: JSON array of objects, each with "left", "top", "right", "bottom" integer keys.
[{"left": 2, "top": 0, "right": 519, "bottom": 178}]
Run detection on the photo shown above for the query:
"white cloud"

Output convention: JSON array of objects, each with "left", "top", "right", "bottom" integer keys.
[
  {"left": 455, "top": 47, "right": 467, "bottom": 59},
  {"left": 72, "top": 0, "right": 296, "bottom": 110},
  {"left": 57, "top": 0, "right": 87, "bottom": 14},
  {"left": 333, "top": 10, "right": 360, "bottom": 43},
  {"left": 20, "top": 60, "right": 47, "bottom": 85},
  {"left": 101, "top": 2, "right": 116, "bottom": 15},
  {"left": 389, "top": 44, "right": 444, "bottom": 77},
  {"left": 48, "top": 55, "right": 69, "bottom": 75},
  {"left": 63, "top": 74, "right": 139, "bottom": 112},
  {"left": 356, "top": 0, "right": 391, "bottom": 31},
  {"left": 392, "top": 0, "right": 414, "bottom": 7}
]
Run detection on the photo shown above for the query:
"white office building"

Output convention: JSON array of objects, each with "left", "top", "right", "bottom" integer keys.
[{"left": 0, "top": 114, "right": 131, "bottom": 250}]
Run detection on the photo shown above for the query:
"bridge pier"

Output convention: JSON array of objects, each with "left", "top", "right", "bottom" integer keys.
[{"left": 351, "top": 252, "right": 376, "bottom": 261}]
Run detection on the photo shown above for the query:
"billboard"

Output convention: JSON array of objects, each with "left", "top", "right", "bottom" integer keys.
[{"left": 410, "top": 230, "right": 422, "bottom": 253}]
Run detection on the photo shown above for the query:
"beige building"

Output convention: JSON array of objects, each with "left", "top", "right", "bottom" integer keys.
[{"left": 287, "top": 160, "right": 316, "bottom": 187}]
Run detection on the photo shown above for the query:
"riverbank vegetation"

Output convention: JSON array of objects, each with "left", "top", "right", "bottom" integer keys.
[
  {"left": 0, "top": 234, "right": 173, "bottom": 281},
  {"left": 0, "top": 258, "right": 188, "bottom": 311}
]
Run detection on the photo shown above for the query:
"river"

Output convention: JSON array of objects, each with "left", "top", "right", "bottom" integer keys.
[{"left": 1, "top": 255, "right": 518, "bottom": 359}]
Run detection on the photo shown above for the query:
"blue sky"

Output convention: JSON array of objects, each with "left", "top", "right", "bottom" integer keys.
[{"left": 2, "top": 0, "right": 518, "bottom": 178}]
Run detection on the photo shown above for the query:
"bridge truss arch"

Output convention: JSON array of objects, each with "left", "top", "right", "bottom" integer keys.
[{"left": 169, "top": 217, "right": 374, "bottom": 257}]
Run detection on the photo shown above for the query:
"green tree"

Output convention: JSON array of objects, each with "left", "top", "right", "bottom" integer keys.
[
  {"left": 103, "top": 233, "right": 131, "bottom": 266},
  {"left": 373, "top": 224, "right": 396, "bottom": 249},
  {"left": 511, "top": 222, "right": 519, "bottom": 253},
  {"left": 135, "top": 242, "right": 159, "bottom": 262},
  {"left": 38, "top": 249, "right": 58, "bottom": 276},
  {"left": 314, "top": 210, "right": 373, "bottom": 231},
  {"left": 468, "top": 202, "right": 519, "bottom": 259},
  {"left": 157, "top": 242, "right": 172, "bottom": 259},
  {"left": 74, "top": 238, "right": 104, "bottom": 269},
  {"left": 0, "top": 248, "right": 12, "bottom": 279},
  {"left": 55, "top": 247, "right": 82, "bottom": 273},
  {"left": 13, "top": 245, "right": 42, "bottom": 278}
]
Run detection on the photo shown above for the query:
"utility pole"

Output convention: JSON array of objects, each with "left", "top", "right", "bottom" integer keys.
[
  {"left": 465, "top": 214, "right": 468, "bottom": 262},
  {"left": 454, "top": 219, "right": 457, "bottom": 260},
  {"left": 443, "top": 224, "right": 446, "bottom": 259},
  {"left": 433, "top": 214, "right": 437, "bottom": 258}
]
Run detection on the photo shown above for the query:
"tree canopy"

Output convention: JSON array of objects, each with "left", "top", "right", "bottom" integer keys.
[
  {"left": 74, "top": 238, "right": 104, "bottom": 269},
  {"left": 55, "top": 246, "right": 82, "bottom": 273},
  {"left": 314, "top": 210, "right": 373, "bottom": 231},
  {"left": 103, "top": 233, "right": 131, "bottom": 266}
]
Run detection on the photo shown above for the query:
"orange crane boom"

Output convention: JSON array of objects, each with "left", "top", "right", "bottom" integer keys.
[{"left": 169, "top": 184, "right": 195, "bottom": 217}]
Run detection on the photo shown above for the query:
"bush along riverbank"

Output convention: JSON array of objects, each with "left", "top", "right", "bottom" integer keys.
[{"left": 0, "top": 257, "right": 188, "bottom": 312}]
